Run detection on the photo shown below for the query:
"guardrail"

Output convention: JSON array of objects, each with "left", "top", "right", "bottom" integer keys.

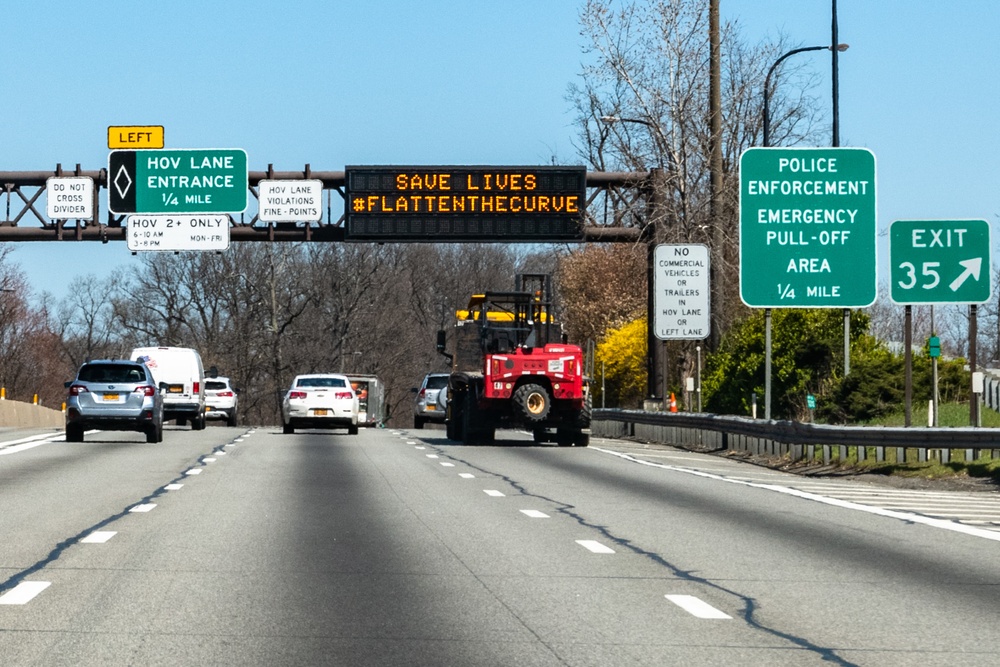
[{"left": 592, "top": 409, "right": 1000, "bottom": 464}]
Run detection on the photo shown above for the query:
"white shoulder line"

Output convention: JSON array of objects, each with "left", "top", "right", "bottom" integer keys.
[{"left": 593, "top": 447, "right": 1000, "bottom": 542}]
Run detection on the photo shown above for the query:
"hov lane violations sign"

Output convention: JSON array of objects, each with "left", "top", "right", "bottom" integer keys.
[
  {"left": 654, "top": 244, "right": 710, "bottom": 340},
  {"left": 257, "top": 180, "right": 323, "bottom": 223},
  {"left": 739, "top": 147, "right": 876, "bottom": 308},
  {"left": 127, "top": 215, "right": 230, "bottom": 252},
  {"left": 890, "top": 219, "right": 991, "bottom": 304}
]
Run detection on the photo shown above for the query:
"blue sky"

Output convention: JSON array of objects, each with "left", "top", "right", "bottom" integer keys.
[{"left": 2, "top": 0, "right": 998, "bottom": 303}]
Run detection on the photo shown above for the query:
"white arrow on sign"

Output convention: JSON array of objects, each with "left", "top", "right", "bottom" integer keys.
[{"left": 949, "top": 257, "right": 982, "bottom": 292}]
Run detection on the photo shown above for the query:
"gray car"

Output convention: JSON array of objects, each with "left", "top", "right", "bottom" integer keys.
[
  {"left": 65, "top": 360, "right": 165, "bottom": 443},
  {"left": 413, "top": 373, "right": 449, "bottom": 428}
]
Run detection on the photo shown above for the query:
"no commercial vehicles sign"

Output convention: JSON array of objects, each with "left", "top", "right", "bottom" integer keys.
[
  {"left": 739, "top": 147, "right": 876, "bottom": 308},
  {"left": 654, "top": 244, "right": 710, "bottom": 340},
  {"left": 889, "top": 219, "right": 991, "bottom": 304},
  {"left": 109, "top": 148, "right": 248, "bottom": 215}
]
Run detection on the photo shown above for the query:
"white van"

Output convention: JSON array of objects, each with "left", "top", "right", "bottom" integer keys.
[{"left": 130, "top": 346, "right": 206, "bottom": 430}]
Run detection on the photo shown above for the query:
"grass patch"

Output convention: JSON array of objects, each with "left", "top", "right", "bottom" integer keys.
[{"left": 800, "top": 439, "right": 1000, "bottom": 484}]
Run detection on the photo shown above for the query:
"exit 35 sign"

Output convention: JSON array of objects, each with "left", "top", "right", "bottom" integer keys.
[{"left": 889, "top": 219, "right": 992, "bottom": 304}]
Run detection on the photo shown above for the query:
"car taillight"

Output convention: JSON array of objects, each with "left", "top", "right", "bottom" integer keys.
[
  {"left": 68, "top": 385, "right": 88, "bottom": 396},
  {"left": 193, "top": 381, "right": 200, "bottom": 394},
  {"left": 218, "top": 391, "right": 234, "bottom": 397},
  {"left": 335, "top": 391, "right": 353, "bottom": 400},
  {"left": 418, "top": 389, "right": 427, "bottom": 398},
  {"left": 134, "top": 385, "right": 156, "bottom": 397},
  {"left": 289, "top": 390, "right": 307, "bottom": 400}
]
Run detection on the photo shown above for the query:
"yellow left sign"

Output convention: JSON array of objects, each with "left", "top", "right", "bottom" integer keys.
[{"left": 108, "top": 126, "right": 164, "bottom": 149}]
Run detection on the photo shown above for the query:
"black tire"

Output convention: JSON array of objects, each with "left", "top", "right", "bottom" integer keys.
[
  {"left": 512, "top": 383, "right": 551, "bottom": 423},
  {"left": 146, "top": 424, "right": 161, "bottom": 443},
  {"left": 192, "top": 413, "right": 206, "bottom": 431},
  {"left": 533, "top": 428, "right": 548, "bottom": 444},
  {"left": 575, "top": 432, "right": 590, "bottom": 447},
  {"left": 575, "top": 390, "right": 593, "bottom": 429},
  {"left": 414, "top": 416, "right": 425, "bottom": 429},
  {"left": 348, "top": 424, "right": 359, "bottom": 435},
  {"left": 283, "top": 423, "right": 294, "bottom": 434},
  {"left": 176, "top": 418, "right": 187, "bottom": 426},
  {"left": 462, "top": 390, "right": 485, "bottom": 445},
  {"left": 446, "top": 390, "right": 464, "bottom": 441},
  {"left": 227, "top": 410, "right": 238, "bottom": 427},
  {"left": 556, "top": 429, "right": 575, "bottom": 447},
  {"left": 65, "top": 424, "right": 84, "bottom": 443}
]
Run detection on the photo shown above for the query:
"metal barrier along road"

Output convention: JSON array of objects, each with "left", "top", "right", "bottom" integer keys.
[{"left": 592, "top": 409, "right": 1000, "bottom": 465}]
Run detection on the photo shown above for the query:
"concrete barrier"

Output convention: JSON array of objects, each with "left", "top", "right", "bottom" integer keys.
[{"left": 0, "top": 400, "right": 64, "bottom": 428}]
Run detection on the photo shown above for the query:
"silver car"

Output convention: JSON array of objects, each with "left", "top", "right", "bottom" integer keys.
[
  {"left": 65, "top": 360, "right": 165, "bottom": 443},
  {"left": 413, "top": 373, "right": 449, "bottom": 428}
]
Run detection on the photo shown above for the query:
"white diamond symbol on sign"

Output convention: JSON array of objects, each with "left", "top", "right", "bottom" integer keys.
[{"left": 114, "top": 164, "right": 132, "bottom": 198}]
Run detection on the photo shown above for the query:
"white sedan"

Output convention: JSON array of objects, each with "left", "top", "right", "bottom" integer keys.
[{"left": 281, "top": 374, "right": 360, "bottom": 435}]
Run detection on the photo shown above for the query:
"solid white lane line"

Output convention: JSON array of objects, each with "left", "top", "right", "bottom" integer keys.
[
  {"left": 576, "top": 540, "right": 615, "bottom": 554},
  {"left": 439, "top": 462, "right": 455, "bottom": 467},
  {"left": 185, "top": 468, "right": 202, "bottom": 475},
  {"left": 484, "top": 490, "right": 505, "bottom": 497},
  {"left": 459, "top": 473, "right": 476, "bottom": 479},
  {"left": 164, "top": 483, "right": 184, "bottom": 491},
  {"left": 81, "top": 531, "right": 117, "bottom": 544},
  {"left": 129, "top": 504, "right": 156, "bottom": 513},
  {"left": 0, "top": 581, "right": 51, "bottom": 605},
  {"left": 665, "top": 594, "right": 732, "bottom": 619},
  {"left": 594, "top": 447, "right": 1000, "bottom": 543},
  {"left": 520, "top": 510, "right": 550, "bottom": 518}
]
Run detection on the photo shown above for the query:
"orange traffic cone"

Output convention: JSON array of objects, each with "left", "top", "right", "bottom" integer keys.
[{"left": 669, "top": 393, "right": 678, "bottom": 413}]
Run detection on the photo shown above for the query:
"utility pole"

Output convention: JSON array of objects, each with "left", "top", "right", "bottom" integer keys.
[{"left": 709, "top": 0, "right": 723, "bottom": 352}]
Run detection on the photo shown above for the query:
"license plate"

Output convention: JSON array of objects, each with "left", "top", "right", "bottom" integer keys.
[
  {"left": 103, "top": 393, "right": 119, "bottom": 401},
  {"left": 426, "top": 405, "right": 436, "bottom": 411},
  {"left": 168, "top": 385, "right": 184, "bottom": 393},
  {"left": 313, "top": 409, "right": 328, "bottom": 416}
]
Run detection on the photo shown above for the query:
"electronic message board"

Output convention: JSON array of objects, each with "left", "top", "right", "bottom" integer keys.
[{"left": 345, "top": 166, "right": 586, "bottom": 241}]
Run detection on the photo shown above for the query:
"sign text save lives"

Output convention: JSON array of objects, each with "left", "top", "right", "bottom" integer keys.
[{"left": 109, "top": 149, "right": 248, "bottom": 215}]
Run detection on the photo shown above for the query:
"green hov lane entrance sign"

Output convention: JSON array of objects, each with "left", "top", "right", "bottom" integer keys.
[
  {"left": 739, "top": 147, "right": 876, "bottom": 308},
  {"left": 109, "top": 149, "right": 248, "bottom": 214},
  {"left": 890, "top": 219, "right": 992, "bottom": 304}
]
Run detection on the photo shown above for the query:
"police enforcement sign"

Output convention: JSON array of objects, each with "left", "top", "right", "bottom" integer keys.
[{"left": 739, "top": 147, "right": 877, "bottom": 308}]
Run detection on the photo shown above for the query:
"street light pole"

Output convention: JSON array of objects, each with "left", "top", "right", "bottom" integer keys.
[
  {"left": 760, "top": 42, "right": 847, "bottom": 421},
  {"left": 601, "top": 115, "right": 670, "bottom": 407}
]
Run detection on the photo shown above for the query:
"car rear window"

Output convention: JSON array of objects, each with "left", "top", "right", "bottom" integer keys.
[
  {"left": 297, "top": 377, "right": 346, "bottom": 388},
  {"left": 205, "top": 381, "right": 228, "bottom": 391},
  {"left": 425, "top": 375, "right": 448, "bottom": 390},
  {"left": 79, "top": 364, "right": 146, "bottom": 383}
]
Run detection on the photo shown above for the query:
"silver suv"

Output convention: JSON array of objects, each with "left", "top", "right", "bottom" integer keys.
[
  {"left": 65, "top": 360, "right": 165, "bottom": 443},
  {"left": 413, "top": 373, "right": 449, "bottom": 428}
]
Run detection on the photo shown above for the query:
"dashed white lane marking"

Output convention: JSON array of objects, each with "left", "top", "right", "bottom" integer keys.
[
  {"left": 594, "top": 447, "right": 1000, "bottom": 542},
  {"left": 81, "top": 531, "right": 117, "bottom": 544},
  {"left": 0, "top": 581, "right": 51, "bottom": 605},
  {"left": 439, "top": 462, "right": 455, "bottom": 467},
  {"left": 576, "top": 540, "right": 615, "bottom": 554},
  {"left": 164, "top": 484, "right": 183, "bottom": 491},
  {"left": 521, "top": 510, "right": 550, "bottom": 518},
  {"left": 665, "top": 594, "right": 732, "bottom": 619},
  {"left": 484, "top": 490, "right": 505, "bottom": 497},
  {"left": 225, "top": 443, "right": 236, "bottom": 447},
  {"left": 406, "top": 440, "right": 417, "bottom": 445},
  {"left": 426, "top": 454, "right": 439, "bottom": 459},
  {"left": 129, "top": 504, "right": 156, "bottom": 513},
  {"left": 185, "top": 468, "right": 202, "bottom": 475},
  {"left": 215, "top": 451, "right": 226, "bottom": 456},
  {"left": 459, "top": 473, "right": 476, "bottom": 479},
  {"left": 204, "top": 458, "right": 217, "bottom": 463},
  {"left": 415, "top": 446, "right": 426, "bottom": 450},
  {"left": 234, "top": 438, "right": 244, "bottom": 442}
]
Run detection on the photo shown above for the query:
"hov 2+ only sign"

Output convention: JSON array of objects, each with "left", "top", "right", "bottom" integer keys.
[
  {"left": 739, "top": 147, "right": 876, "bottom": 308},
  {"left": 109, "top": 148, "right": 247, "bottom": 215},
  {"left": 889, "top": 220, "right": 991, "bottom": 304},
  {"left": 654, "top": 244, "right": 710, "bottom": 340}
]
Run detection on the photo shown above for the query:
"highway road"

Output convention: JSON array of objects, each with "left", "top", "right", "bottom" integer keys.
[{"left": 1, "top": 424, "right": 999, "bottom": 666}]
